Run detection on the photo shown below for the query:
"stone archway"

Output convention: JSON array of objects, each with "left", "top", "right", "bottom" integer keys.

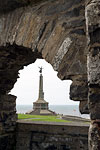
[
  {"left": 0, "top": 44, "right": 42, "bottom": 149},
  {"left": 0, "top": 0, "right": 90, "bottom": 149},
  {"left": 0, "top": 44, "right": 88, "bottom": 150}
]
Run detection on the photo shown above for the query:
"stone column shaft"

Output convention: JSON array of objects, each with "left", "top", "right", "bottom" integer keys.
[{"left": 38, "top": 74, "right": 44, "bottom": 99}]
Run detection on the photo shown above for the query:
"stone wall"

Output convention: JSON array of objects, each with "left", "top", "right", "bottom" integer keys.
[
  {"left": 0, "top": 94, "right": 16, "bottom": 150},
  {"left": 85, "top": 0, "right": 100, "bottom": 149},
  {"left": 0, "top": 1, "right": 89, "bottom": 149},
  {"left": 16, "top": 121, "right": 89, "bottom": 150},
  {"left": 0, "top": 0, "right": 100, "bottom": 149},
  {"left": 0, "top": 45, "right": 42, "bottom": 150},
  {"left": 0, "top": 0, "right": 88, "bottom": 112}
]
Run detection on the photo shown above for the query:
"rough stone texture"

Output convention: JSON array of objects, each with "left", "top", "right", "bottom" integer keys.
[
  {"left": 0, "top": 0, "right": 98, "bottom": 149},
  {"left": 0, "top": 94, "right": 17, "bottom": 133},
  {"left": 85, "top": 0, "right": 100, "bottom": 149},
  {"left": 0, "top": 133, "right": 16, "bottom": 150},
  {"left": 0, "top": 94, "right": 17, "bottom": 150},
  {"left": 70, "top": 75, "right": 89, "bottom": 114},
  {"left": 0, "top": 0, "right": 47, "bottom": 13},
  {"left": 0, "top": 0, "right": 87, "bottom": 78},
  {"left": 79, "top": 101, "right": 89, "bottom": 114},
  {"left": 89, "top": 121, "right": 100, "bottom": 150},
  {"left": 0, "top": 3, "right": 88, "bottom": 149},
  {"left": 0, "top": 45, "right": 42, "bottom": 150},
  {"left": 70, "top": 75, "right": 88, "bottom": 101},
  {"left": 16, "top": 122, "right": 89, "bottom": 150},
  {"left": 0, "top": 0, "right": 88, "bottom": 111}
]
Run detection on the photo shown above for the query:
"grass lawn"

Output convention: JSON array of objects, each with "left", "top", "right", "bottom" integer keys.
[{"left": 18, "top": 114, "right": 70, "bottom": 123}]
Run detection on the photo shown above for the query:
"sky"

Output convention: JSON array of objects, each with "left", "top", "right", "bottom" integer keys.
[{"left": 11, "top": 59, "right": 79, "bottom": 106}]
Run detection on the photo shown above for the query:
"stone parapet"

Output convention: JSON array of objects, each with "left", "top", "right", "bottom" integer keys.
[{"left": 16, "top": 121, "right": 89, "bottom": 150}]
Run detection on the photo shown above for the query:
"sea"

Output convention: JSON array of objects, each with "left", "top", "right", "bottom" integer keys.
[{"left": 16, "top": 105, "right": 90, "bottom": 119}]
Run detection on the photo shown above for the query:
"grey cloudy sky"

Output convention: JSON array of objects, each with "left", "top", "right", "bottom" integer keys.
[{"left": 11, "top": 59, "right": 79, "bottom": 106}]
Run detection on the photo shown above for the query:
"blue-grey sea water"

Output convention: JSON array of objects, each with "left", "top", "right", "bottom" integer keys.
[{"left": 16, "top": 105, "right": 90, "bottom": 119}]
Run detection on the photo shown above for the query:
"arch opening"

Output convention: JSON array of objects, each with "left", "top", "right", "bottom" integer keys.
[
  {"left": 10, "top": 59, "right": 80, "bottom": 117},
  {"left": 0, "top": 43, "right": 89, "bottom": 150}
]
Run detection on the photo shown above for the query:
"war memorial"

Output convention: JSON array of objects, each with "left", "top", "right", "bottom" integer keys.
[{"left": 27, "top": 67, "right": 56, "bottom": 115}]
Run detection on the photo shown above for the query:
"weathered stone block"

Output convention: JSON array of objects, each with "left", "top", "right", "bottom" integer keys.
[
  {"left": 0, "top": 133, "right": 16, "bottom": 150},
  {"left": 88, "top": 87, "right": 100, "bottom": 120},
  {"left": 89, "top": 122, "right": 100, "bottom": 150},
  {"left": 70, "top": 82, "right": 88, "bottom": 101},
  {"left": 79, "top": 101, "right": 89, "bottom": 114}
]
